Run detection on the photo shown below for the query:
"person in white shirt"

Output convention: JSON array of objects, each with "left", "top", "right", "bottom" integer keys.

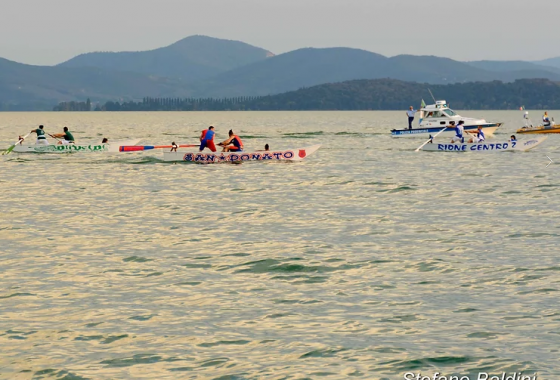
[
  {"left": 406, "top": 106, "right": 417, "bottom": 130},
  {"left": 468, "top": 126, "right": 485, "bottom": 143},
  {"left": 450, "top": 121, "right": 465, "bottom": 143}
]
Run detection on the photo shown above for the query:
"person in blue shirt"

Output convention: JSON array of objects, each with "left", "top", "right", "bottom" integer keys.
[
  {"left": 199, "top": 126, "right": 217, "bottom": 152},
  {"left": 406, "top": 106, "right": 417, "bottom": 130},
  {"left": 468, "top": 126, "right": 485, "bottom": 143},
  {"left": 450, "top": 121, "right": 465, "bottom": 143},
  {"left": 219, "top": 130, "right": 244, "bottom": 152}
]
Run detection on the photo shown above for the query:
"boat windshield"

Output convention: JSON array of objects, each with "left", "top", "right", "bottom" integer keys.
[
  {"left": 443, "top": 109, "right": 458, "bottom": 117},
  {"left": 424, "top": 111, "right": 446, "bottom": 118}
]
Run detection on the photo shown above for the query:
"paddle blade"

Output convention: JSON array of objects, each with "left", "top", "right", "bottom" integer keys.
[
  {"left": 3, "top": 132, "right": 30, "bottom": 155},
  {"left": 3, "top": 144, "right": 16, "bottom": 155}
]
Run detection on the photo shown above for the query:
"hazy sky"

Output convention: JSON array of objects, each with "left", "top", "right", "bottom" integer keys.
[{"left": 2, "top": 0, "right": 559, "bottom": 65}]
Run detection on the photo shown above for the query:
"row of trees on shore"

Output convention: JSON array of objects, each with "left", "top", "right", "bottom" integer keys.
[
  {"left": 53, "top": 99, "right": 92, "bottom": 111},
  {"left": 52, "top": 78, "right": 560, "bottom": 111}
]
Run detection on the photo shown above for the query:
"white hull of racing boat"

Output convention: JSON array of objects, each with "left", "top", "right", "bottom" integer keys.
[
  {"left": 162, "top": 145, "right": 321, "bottom": 163},
  {"left": 419, "top": 136, "right": 547, "bottom": 152},
  {"left": 12, "top": 139, "right": 142, "bottom": 153}
]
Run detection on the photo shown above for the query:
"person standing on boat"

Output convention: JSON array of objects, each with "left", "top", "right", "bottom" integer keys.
[
  {"left": 406, "top": 106, "right": 417, "bottom": 130},
  {"left": 51, "top": 127, "right": 75, "bottom": 144},
  {"left": 199, "top": 126, "right": 217, "bottom": 152},
  {"left": 31, "top": 125, "right": 49, "bottom": 145},
  {"left": 543, "top": 112, "right": 551, "bottom": 126},
  {"left": 219, "top": 129, "right": 244, "bottom": 152}
]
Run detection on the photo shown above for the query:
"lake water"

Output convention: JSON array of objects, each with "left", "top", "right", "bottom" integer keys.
[{"left": 1, "top": 111, "right": 559, "bottom": 379}]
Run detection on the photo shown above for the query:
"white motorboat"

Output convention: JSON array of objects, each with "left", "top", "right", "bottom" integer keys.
[{"left": 392, "top": 100, "right": 502, "bottom": 137}]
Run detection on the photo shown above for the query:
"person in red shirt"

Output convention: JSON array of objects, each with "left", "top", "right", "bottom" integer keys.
[
  {"left": 199, "top": 126, "right": 216, "bottom": 152},
  {"left": 219, "top": 130, "right": 244, "bottom": 152}
]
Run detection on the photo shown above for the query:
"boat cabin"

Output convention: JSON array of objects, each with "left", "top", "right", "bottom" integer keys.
[{"left": 420, "top": 100, "right": 462, "bottom": 126}]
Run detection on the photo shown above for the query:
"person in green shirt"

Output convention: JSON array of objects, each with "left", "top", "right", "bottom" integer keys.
[
  {"left": 31, "top": 125, "right": 49, "bottom": 145},
  {"left": 52, "top": 127, "right": 75, "bottom": 144}
]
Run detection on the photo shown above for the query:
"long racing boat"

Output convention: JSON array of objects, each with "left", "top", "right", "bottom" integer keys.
[
  {"left": 162, "top": 145, "right": 321, "bottom": 163},
  {"left": 12, "top": 139, "right": 142, "bottom": 153},
  {"left": 419, "top": 136, "right": 547, "bottom": 152},
  {"left": 392, "top": 100, "right": 502, "bottom": 137}
]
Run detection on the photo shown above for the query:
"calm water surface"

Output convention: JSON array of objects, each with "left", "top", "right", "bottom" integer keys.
[{"left": 1, "top": 111, "right": 559, "bottom": 379}]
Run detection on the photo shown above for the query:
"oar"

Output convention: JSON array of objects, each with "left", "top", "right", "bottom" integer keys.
[
  {"left": 3, "top": 132, "right": 31, "bottom": 155},
  {"left": 119, "top": 144, "right": 199, "bottom": 152},
  {"left": 48, "top": 133, "right": 63, "bottom": 143},
  {"left": 415, "top": 126, "right": 449, "bottom": 152}
]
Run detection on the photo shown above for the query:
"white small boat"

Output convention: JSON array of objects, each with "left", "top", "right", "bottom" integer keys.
[
  {"left": 419, "top": 136, "right": 547, "bottom": 152},
  {"left": 392, "top": 100, "right": 502, "bottom": 137},
  {"left": 12, "top": 139, "right": 142, "bottom": 153},
  {"left": 162, "top": 145, "right": 321, "bottom": 163}
]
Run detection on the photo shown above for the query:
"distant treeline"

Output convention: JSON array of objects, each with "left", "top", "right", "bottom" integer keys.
[
  {"left": 98, "top": 96, "right": 264, "bottom": 111},
  {"left": 53, "top": 99, "right": 92, "bottom": 111},
  {"left": 56, "top": 78, "right": 560, "bottom": 112}
]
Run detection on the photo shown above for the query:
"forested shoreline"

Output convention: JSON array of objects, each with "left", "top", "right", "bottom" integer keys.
[{"left": 52, "top": 78, "right": 560, "bottom": 111}]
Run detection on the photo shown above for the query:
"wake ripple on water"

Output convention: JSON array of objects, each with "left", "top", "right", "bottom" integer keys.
[{"left": 1, "top": 111, "right": 559, "bottom": 378}]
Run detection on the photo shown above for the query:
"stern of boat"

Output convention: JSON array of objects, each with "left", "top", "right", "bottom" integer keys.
[
  {"left": 480, "top": 123, "right": 502, "bottom": 136},
  {"left": 293, "top": 144, "right": 321, "bottom": 160}
]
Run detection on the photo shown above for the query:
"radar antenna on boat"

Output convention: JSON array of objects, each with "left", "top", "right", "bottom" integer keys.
[{"left": 428, "top": 88, "right": 437, "bottom": 103}]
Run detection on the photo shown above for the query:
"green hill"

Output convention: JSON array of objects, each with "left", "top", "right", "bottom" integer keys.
[
  {"left": 190, "top": 49, "right": 560, "bottom": 97},
  {"left": 94, "top": 78, "right": 560, "bottom": 111},
  {"left": 0, "top": 57, "right": 192, "bottom": 110},
  {"left": 5, "top": 36, "right": 560, "bottom": 111},
  {"left": 242, "top": 78, "right": 560, "bottom": 110},
  {"left": 534, "top": 56, "right": 560, "bottom": 70},
  {"left": 58, "top": 35, "right": 273, "bottom": 82}
]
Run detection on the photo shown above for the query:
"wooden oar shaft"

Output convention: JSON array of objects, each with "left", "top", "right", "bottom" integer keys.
[
  {"left": 3, "top": 132, "right": 31, "bottom": 155},
  {"left": 415, "top": 126, "right": 448, "bottom": 152},
  {"left": 48, "top": 133, "right": 62, "bottom": 143}
]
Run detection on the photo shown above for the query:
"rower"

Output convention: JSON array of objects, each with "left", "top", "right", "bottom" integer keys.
[
  {"left": 199, "top": 126, "right": 216, "bottom": 152},
  {"left": 102, "top": 138, "right": 109, "bottom": 143},
  {"left": 510, "top": 135, "right": 517, "bottom": 142},
  {"left": 170, "top": 141, "right": 178, "bottom": 152},
  {"left": 31, "top": 125, "right": 49, "bottom": 145},
  {"left": 450, "top": 120, "right": 464, "bottom": 143},
  {"left": 219, "top": 129, "right": 244, "bottom": 152},
  {"left": 51, "top": 127, "right": 75, "bottom": 144},
  {"left": 468, "top": 126, "right": 485, "bottom": 143}
]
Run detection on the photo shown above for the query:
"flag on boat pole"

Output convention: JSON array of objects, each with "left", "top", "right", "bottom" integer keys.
[{"left": 419, "top": 99, "right": 426, "bottom": 125}]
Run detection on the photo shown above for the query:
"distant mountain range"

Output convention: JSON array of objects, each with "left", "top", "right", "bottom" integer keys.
[
  {"left": 0, "top": 57, "right": 191, "bottom": 111},
  {"left": 2, "top": 35, "right": 560, "bottom": 110},
  {"left": 58, "top": 35, "right": 273, "bottom": 82},
  {"left": 534, "top": 57, "right": 560, "bottom": 70}
]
